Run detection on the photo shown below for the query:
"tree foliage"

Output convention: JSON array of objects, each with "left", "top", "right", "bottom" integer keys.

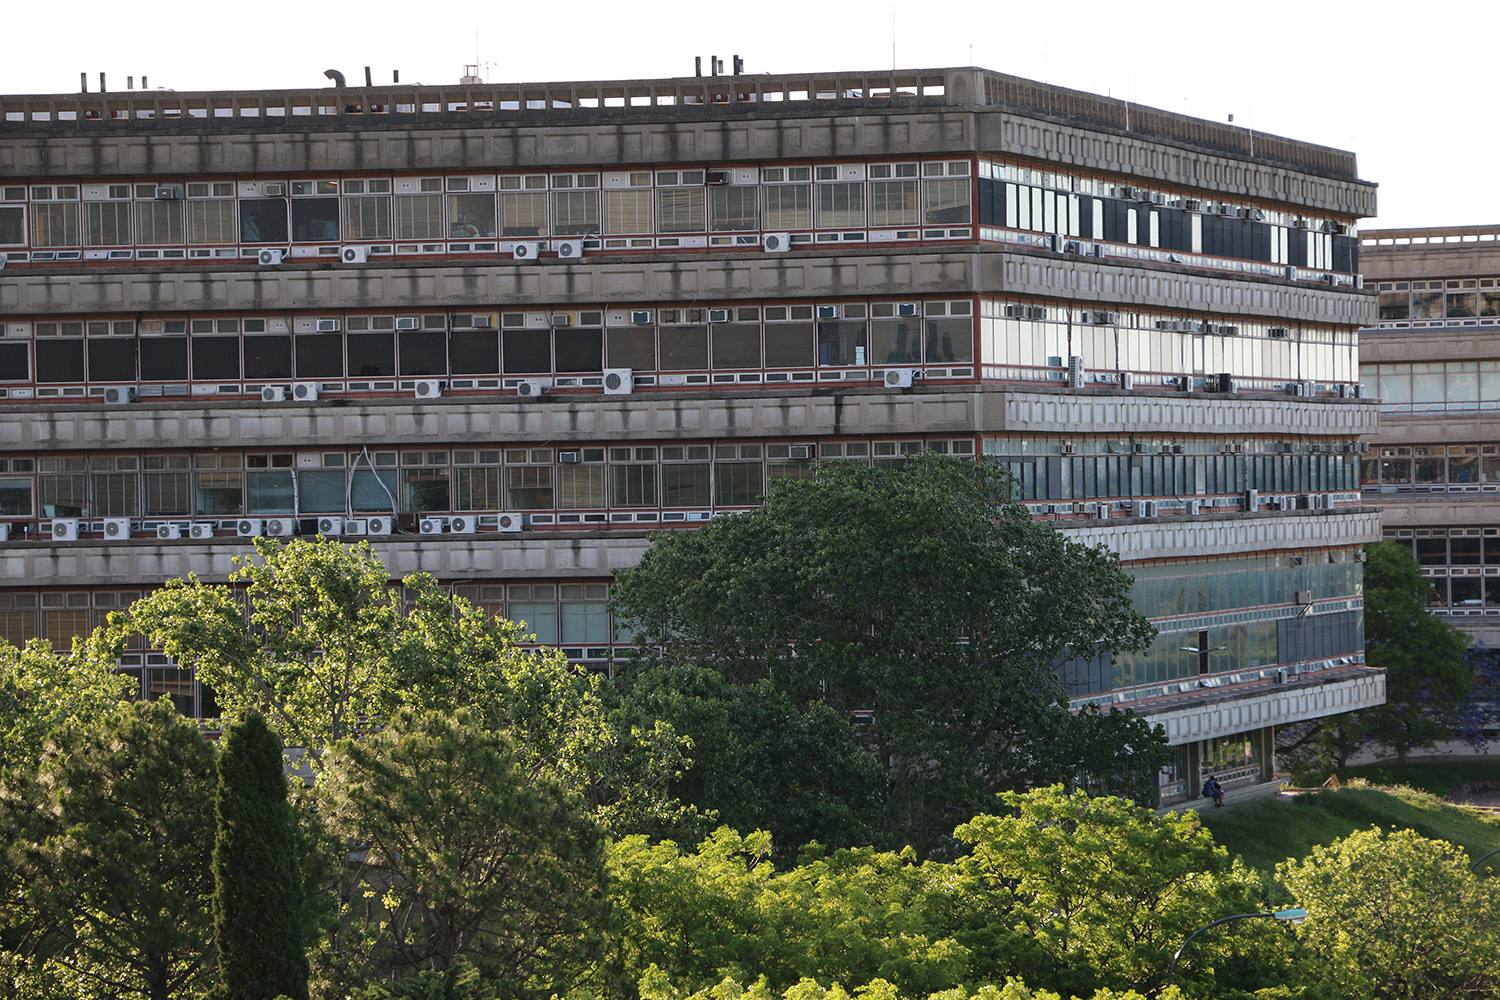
[
  {"left": 213, "top": 712, "right": 310, "bottom": 1000},
  {"left": 0, "top": 635, "right": 132, "bottom": 777},
  {"left": 0, "top": 699, "right": 218, "bottom": 1000},
  {"left": 611, "top": 455, "right": 1164, "bottom": 853},
  {"left": 317, "top": 709, "right": 610, "bottom": 999},
  {"left": 1278, "top": 826, "right": 1500, "bottom": 999}
]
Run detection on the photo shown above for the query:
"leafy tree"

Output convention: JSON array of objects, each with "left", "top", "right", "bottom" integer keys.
[
  {"left": 1278, "top": 826, "right": 1500, "bottom": 999},
  {"left": 953, "top": 786, "right": 1283, "bottom": 999},
  {"left": 213, "top": 711, "right": 310, "bottom": 1000},
  {"left": 317, "top": 709, "right": 610, "bottom": 999},
  {"left": 608, "top": 662, "right": 888, "bottom": 851},
  {"left": 611, "top": 454, "right": 1164, "bottom": 853},
  {"left": 0, "top": 699, "right": 217, "bottom": 1000},
  {"left": 0, "top": 635, "right": 132, "bottom": 776},
  {"left": 634, "top": 972, "right": 1174, "bottom": 1000},
  {"left": 103, "top": 538, "right": 688, "bottom": 832}
]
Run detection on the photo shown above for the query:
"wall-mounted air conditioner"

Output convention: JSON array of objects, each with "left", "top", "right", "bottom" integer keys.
[
  {"left": 884, "top": 368, "right": 916, "bottom": 388},
  {"left": 554, "top": 239, "right": 585, "bottom": 259},
  {"left": 789, "top": 445, "right": 813, "bottom": 460},
  {"left": 603, "top": 369, "right": 634, "bottom": 395},
  {"left": 763, "top": 232, "right": 791, "bottom": 253},
  {"left": 293, "top": 382, "right": 320, "bottom": 402},
  {"left": 517, "top": 379, "right": 551, "bottom": 398},
  {"left": 103, "top": 386, "right": 136, "bottom": 405},
  {"left": 261, "top": 386, "right": 287, "bottom": 402},
  {"left": 896, "top": 302, "right": 918, "bottom": 317},
  {"left": 630, "top": 310, "right": 653, "bottom": 325},
  {"left": 258, "top": 248, "right": 285, "bottom": 266},
  {"left": 263, "top": 518, "right": 294, "bottom": 537},
  {"left": 1067, "top": 355, "right": 1086, "bottom": 389},
  {"left": 365, "top": 515, "right": 393, "bottom": 536},
  {"left": 236, "top": 518, "right": 264, "bottom": 538},
  {"left": 496, "top": 512, "right": 525, "bottom": 533},
  {"left": 1118, "top": 372, "right": 1134, "bottom": 390},
  {"left": 395, "top": 316, "right": 419, "bottom": 331},
  {"left": 448, "top": 514, "right": 478, "bottom": 534},
  {"left": 419, "top": 516, "right": 449, "bottom": 535},
  {"left": 1268, "top": 327, "right": 1289, "bottom": 339},
  {"left": 154, "top": 185, "right": 182, "bottom": 200},
  {"left": 190, "top": 523, "right": 215, "bottom": 539},
  {"left": 317, "top": 517, "right": 344, "bottom": 536},
  {"left": 511, "top": 242, "right": 541, "bottom": 261},
  {"left": 413, "top": 380, "right": 444, "bottom": 399},
  {"left": 51, "top": 518, "right": 81, "bottom": 541},
  {"left": 263, "top": 182, "right": 286, "bottom": 196},
  {"left": 315, "top": 319, "right": 341, "bottom": 333},
  {"left": 342, "top": 518, "right": 368, "bottom": 536},
  {"left": 340, "top": 245, "right": 369, "bottom": 264},
  {"left": 103, "top": 518, "right": 131, "bottom": 539},
  {"left": 158, "top": 524, "right": 183, "bottom": 540}
]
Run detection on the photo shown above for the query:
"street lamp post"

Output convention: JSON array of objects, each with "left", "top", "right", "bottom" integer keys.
[{"left": 1165, "top": 908, "right": 1308, "bottom": 987}]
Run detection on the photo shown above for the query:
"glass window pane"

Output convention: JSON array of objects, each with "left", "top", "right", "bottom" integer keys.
[
  {"left": 660, "top": 325, "right": 708, "bottom": 370},
  {"left": 448, "top": 193, "right": 497, "bottom": 238}
]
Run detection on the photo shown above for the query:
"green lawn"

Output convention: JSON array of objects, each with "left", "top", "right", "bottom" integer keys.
[
  {"left": 1195, "top": 782, "right": 1500, "bottom": 875},
  {"left": 1338, "top": 756, "right": 1500, "bottom": 796}
]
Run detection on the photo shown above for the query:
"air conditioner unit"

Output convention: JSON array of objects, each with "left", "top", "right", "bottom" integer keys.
[
  {"left": 315, "top": 319, "right": 341, "bottom": 333},
  {"left": 817, "top": 304, "right": 840, "bottom": 319},
  {"left": 448, "top": 514, "right": 478, "bottom": 535},
  {"left": 1067, "top": 355, "right": 1086, "bottom": 389},
  {"left": 419, "top": 516, "right": 449, "bottom": 535},
  {"left": 603, "top": 369, "right": 634, "bottom": 395},
  {"left": 413, "top": 380, "right": 444, "bottom": 399},
  {"left": 263, "top": 182, "right": 286, "bottom": 196},
  {"left": 103, "top": 518, "right": 131, "bottom": 539},
  {"left": 395, "top": 317, "right": 419, "bottom": 331},
  {"left": 1216, "top": 372, "right": 1235, "bottom": 393},
  {"left": 1137, "top": 501, "right": 1157, "bottom": 517},
  {"left": 517, "top": 379, "right": 551, "bottom": 398},
  {"left": 51, "top": 518, "right": 80, "bottom": 541},
  {"left": 496, "top": 512, "right": 525, "bottom": 533},
  {"left": 261, "top": 386, "right": 287, "bottom": 402},
  {"left": 763, "top": 232, "right": 791, "bottom": 253},
  {"left": 706, "top": 169, "right": 732, "bottom": 185},
  {"left": 1182, "top": 198, "right": 1203, "bottom": 212},
  {"left": 884, "top": 368, "right": 916, "bottom": 388},
  {"left": 1118, "top": 372, "right": 1134, "bottom": 390},
  {"left": 238, "top": 519, "right": 263, "bottom": 538},
  {"left": 511, "top": 241, "right": 542, "bottom": 261},
  {"left": 364, "top": 515, "right": 393, "bottom": 536},
  {"left": 317, "top": 516, "right": 344, "bottom": 536},
  {"left": 1049, "top": 233, "right": 1065, "bottom": 252},
  {"left": 258, "top": 248, "right": 285, "bottom": 266},
  {"left": 157, "top": 524, "right": 183, "bottom": 540},
  {"left": 1090, "top": 244, "right": 1107, "bottom": 258},
  {"left": 154, "top": 185, "right": 182, "bottom": 200},
  {"left": 292, "top": 382, "right": 320, "bottom": 402},
  {"left": 340, "top": 245, "right": 369, "bottom": 264},
  {"left": 1244, "top": 489, "right": 1259, "bottom": 510},
  {"left": 1268, "top": 327, "right": 1289, "bottom": 339},
  {"left": 1117, "top": 185, "right": 1135, "bottom": 199},
  {"left": 897, "top": 302, "right": 918, "bottom": 317},
  {"left": 550, "top": 313, "right": 573, "bottom": 327},
  {"left": 630, "top": 310, "right": 653, "bottom": 325},
  {"left": 190, "top": 523, "right": 215, "bottom": 539},
  {"left": 103, "top": 386, "right": 136, "bottom": 405},
  {"left": 263, "top": 518, "right": 294, "bottom": 537},
  {"left": 708, "top": 308, "right": 730, "bottom": 323},
  {"left": 789, "top": 445, "right": 813, "bottom": 460},
  {"left": 342, "top": 518, "right": 369, "bottom": 536},
  {"left": 554, "top": 239, "right": 585, "bottom": 259},
  {"left": 559, "top": 451, "right": 580, "bottom": 464}
]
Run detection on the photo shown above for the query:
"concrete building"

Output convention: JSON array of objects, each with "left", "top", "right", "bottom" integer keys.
[
  {"left": 1359, "top": 224, "right": 1500, "bottom": 646},
  {"left": 0, "top": 66, "right": 1383, "bottom": 804}
]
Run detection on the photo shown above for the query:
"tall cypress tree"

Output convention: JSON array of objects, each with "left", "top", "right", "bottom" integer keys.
[{"left": 213, "top": 711, "right": 310, "bottom": 1000}]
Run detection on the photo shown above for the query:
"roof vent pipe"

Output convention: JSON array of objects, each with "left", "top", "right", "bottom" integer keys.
[{"left": 325, "top": 69, "right": 346, "bottom": 88}]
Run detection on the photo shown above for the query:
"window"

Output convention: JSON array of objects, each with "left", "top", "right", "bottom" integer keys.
[
  {"left": 659, "top": 312, "right": 708, "bottom": 370},
  {"left": 135, "top": 193, "right": 185, "bottom": 245},
  {"left": 560, "top": 583, "right": 611, "bottom": 643},
  {"left": 609, "top": 447, "right": 658, "bottom": 507},
  {"left": 555, "top": 313, "right": 604, "bottom": 374},
  {"left": 762, "top": 166, "right": 812, "bottom": 230},
  {"left": 297, "top": 454, "right": 347, "bottom": 513},
  {"left": 0, "top": 204, "right": 24, "bottom": 245},
  {"left": 239, "top": 198, "right": 288, "bottom": 244},
  {"left": 31, "top": 186, "right": 80, "bottom": 247},
  {"left": 188, "top": 183, "right": 237, "bottom": 244},
  {"left": 869, "top": 163, "right": 919, "bottom": 227},
  {"left": 350, "top": 451, "right": 399, "bottom": 513},
  {"left": 606, "top": 316, "right": 657, "bottom": 370},
  {"left": 448, "top": 189, "right": 497, "bottom": 239},
  {"left": 289, "top": 180, "right": 340, "bottom": 242},
  {"left": 923, "top": 162, "right": 972, "bottom": 225},
  {"left": 39, "top": 456, "right": 88, "bottom": 517},
  {"left": 661, "top": 445, "right": 712, "bottom": 507},
  {"left": 343, "top": 178, "right": 392, "bottom": 241},
  {"left": 656, "top": 170, "right": 706, "bottom": 233},
  {"left": 711, "top": 312, "right": 761, "bottom": 369},
  {"left": 401, "top": 451, "right": 450, "bottom": 512},
  {"left": 0, "top": 458, "right": 34, "bottom": 516},
  {"left": 817, "top": 308, "right": 867, "bottom": 366},
  {"left": 550, "top": 174, "right": 599, "bottom": 236},
  {"left": 507, "top": 584, "right": 558, "bottom": 644},
  {"left": 763, "top": 306, "right": 815, "bottom": 368},
  {"left": 195, "top": 454, "right": 243, "bottom": 516},
  {"left": 505, "top": 449, "right": 555, "bottom": 510},
  {"left": 604, "top": 173, "right": 653, "bottom": 235},
  {"left": 871, "top": 303, "right": 921, "bottom": 364},
  {"left": 142, "top": 455, "right": 192, "bottom": 515},
  {"left": 709, "top": 184, "right": 758, "bottom": 231},
  {"left": 83, "top": 196, "right": 132, "bottom": 247},
  {"left": 454, "top": 451, "right": 503, "bottom": 510},
  {"left": 815, "top": 179, "right": 864, "bottom": 229},
  {"left": 558, "top": 448, "right": 606, "bottom": 509},
  {"left": 714, "top": 444, "right": 764, "bottom": 506},
  {"left": 246, "top": 453, "right": 295, "bottom": 514},
  {"left": 498, "top": 175, "right": 547, "bottom": 237},
  {"left": 395, "top": 184, "right": 445, "bottom": 241}
]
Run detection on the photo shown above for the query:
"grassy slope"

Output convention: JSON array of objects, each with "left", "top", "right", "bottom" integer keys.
[{"left": 1196, "top": 782, "right": 1500, "bottom": 875}]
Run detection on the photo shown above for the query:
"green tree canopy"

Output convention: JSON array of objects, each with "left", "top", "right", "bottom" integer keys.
[
  {"left": 213, "top": 711, "right": 309, "bottom": 1000},
  {"left": 0, "top": 699, "right": 218, "bottom": 1000},
  {"left": 0, "top": 635, "right": 133, "bottom": 777},
  {"left": 317, "top": 709, "right": 610, "bottom": 1000},
  {"left": 1277, "top": 826, "right": 1500, "bottom": 999},
  {"left": 610, "top": 454, "right": 1164, "bottom": 853}
]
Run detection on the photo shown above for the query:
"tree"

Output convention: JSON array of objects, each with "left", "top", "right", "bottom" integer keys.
[
  {"left": 0, "top": 699, "right": 217, "bottom": 1000},
  {"left": 213, "top": 711, "right": 310, "bottom": 1000},
  {"left": 0, "top": 635, "right": 132, "bottom": 777},
  {"left": 317, "top": 709, "right": 610, "bottom": 999},
  {"left": 610, "top": 454, "right": 1164, "bottom": 853},
  {"left": 1277, "top": 827, "right": 1500, "bottom": 999},
  {"left": 103, "top": 537, "right": 689, "bottom": 833}
]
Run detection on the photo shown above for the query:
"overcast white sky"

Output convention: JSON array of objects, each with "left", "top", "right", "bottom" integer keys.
[{"left": 0, "top": 0, "right": 1462, "bottom": 231}]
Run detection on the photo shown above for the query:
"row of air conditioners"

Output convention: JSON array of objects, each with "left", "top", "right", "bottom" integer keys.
[
  {"left": 418, "top": 513, "right": 526, "bottom": 534},
  {"left": 257, "top": 235, "right": 804, "bottom": 266},
  {"left": 261, "top": 380, "right": 446, "bottom": 402}
]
